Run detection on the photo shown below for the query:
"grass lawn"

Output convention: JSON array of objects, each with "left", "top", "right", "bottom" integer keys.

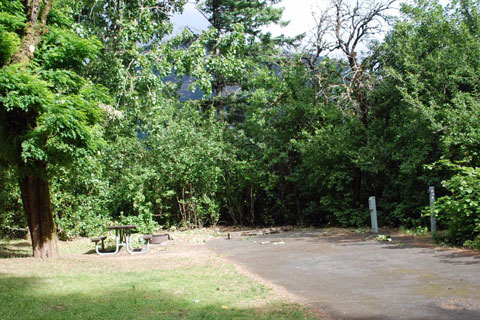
[{"left": 0, "top": 236, "right": 318, "bottom": 320}]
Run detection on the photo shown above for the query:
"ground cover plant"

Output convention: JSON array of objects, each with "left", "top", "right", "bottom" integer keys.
[{"left": 0, "top": 236, "right": 317, "bottom": 320}]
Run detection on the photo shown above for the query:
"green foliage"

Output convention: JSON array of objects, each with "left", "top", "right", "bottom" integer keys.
[
  {"left": 50, "top": 156, "right": 112, "bottom": 239},
  {"left": 37, "top": 27, "right": 102, "bottom": 73},
  {"left": 295, "top": 106, "right": 365, "bottom": 225},
  {"left": 463, "top": 237, "right": 480, "bottom": 250},
  {"left": 139, "top": 103, "right": 227, "bottom": 227},
  {"left": 2, "top": 0, "right": 480, "bottom": 247},
  {"left": 0, "top": 0, "right": 24, "bottom": 66},
  {"left": 0, "top": 168, "right": 24, "bottom": 237},
  {"left": 430, "top": 162, "right": 480, "bottom": 246},
  {"left": 197, "top": 0, "right": 285, "bottom": 35},
  {"left": 0, "top": 66, "right": 108, "bottom": 168},
  {"left": 0, "top": 29, "right": 20, "bottom": 66},
  {"left": 371, "top": 0, "right": 480, "bottom": 229},
  {"left": 0, "top": 0, "right": 110, "bottom": 171}
]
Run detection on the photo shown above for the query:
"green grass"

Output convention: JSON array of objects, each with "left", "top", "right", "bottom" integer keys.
[
  {"left": 0, "top": 238, "right": 31, "bottom": 258},
  {"left": 0, "top": 239, "right": 317, "bottom": 320},
  {"left": 398, "top": 226, "right": 430, "bottom": 236}
]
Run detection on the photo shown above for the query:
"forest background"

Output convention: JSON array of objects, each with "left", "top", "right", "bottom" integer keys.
[{"left": 1, "top": 0, "right": 480, "bottom": 257}]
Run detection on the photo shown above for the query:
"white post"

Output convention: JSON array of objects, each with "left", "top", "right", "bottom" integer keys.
[
  {"left": 429, "top": 186, "right": 437, "bottom": 234},
  {"left": 369, "top": 196, "right": 378, "bottom": 234}
]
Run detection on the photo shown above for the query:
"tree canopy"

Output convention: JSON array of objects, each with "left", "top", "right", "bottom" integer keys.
[{"left": 1, "top": 0, "right": 480, "bottom": 256}]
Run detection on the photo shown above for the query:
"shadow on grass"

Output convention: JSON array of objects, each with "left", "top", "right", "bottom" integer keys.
[
  {"left": 82, "top": 243, "right": 150, "bottom": 255},
  {"left": 82, "top": 246, "right": 120, "bottom": 255},
  {"left": 0, "top": 240, "right": 31, "bottom": 258},
  {"left": 83, "top": 248, "right": 97, "bottom": 255},
  {"left": 0, "top": 273, "right": 314, "bottom": 320}
]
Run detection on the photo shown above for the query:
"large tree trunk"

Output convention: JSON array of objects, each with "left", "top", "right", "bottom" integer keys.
[
  {"left": 19, "top": 170, "right": 58, "bottom": 258},
  {"left": 7, "top": 0, "right": 58, "bottom": 258}
]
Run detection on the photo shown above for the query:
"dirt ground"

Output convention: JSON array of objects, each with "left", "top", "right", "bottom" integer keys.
[{"left": 0, "top": 228, "right": 308, "bottom": 313}]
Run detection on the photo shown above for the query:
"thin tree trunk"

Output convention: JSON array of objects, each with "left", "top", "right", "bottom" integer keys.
[
  {"left": 353, "top": 167, "right": 362, "bottom": 208},
  {"left": 249, "top": 185, "right": 255, "bottom": 226},
  {"left": 210, "top": 0, "right": 226, "bottom": 120},
  {"left": 19, "top": 169, "right": 58, "bottom": 258},
  {"left": 295, "top": 194, "right": 303, "bottom": 225},
  {"left": 313, "top": 76, "right": 319, "bottom": 106}
]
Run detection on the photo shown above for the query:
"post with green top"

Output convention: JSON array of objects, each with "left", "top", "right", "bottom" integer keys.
[
  {"left": 429, "top": 186, "right": 437, "bottom": 234},
  {"left": 369, "top": 196, "right": 378, "bottom": 234}
]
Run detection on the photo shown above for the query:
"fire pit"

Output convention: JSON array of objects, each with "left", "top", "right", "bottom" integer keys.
[{"left": 150, "top": 233, "right": 169, "bottom": 245}]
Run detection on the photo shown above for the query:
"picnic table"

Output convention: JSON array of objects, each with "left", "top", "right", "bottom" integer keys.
[{"left": 92, "top": 224, "right": 152, "bottom": 255}]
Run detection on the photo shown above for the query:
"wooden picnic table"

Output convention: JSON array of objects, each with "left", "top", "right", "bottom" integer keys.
[
  {"left": 92, "top": 224, "right": 151, "bottom": 255},
  {"left": 107, "top": 224, "right": 136, "bottom": 247}
]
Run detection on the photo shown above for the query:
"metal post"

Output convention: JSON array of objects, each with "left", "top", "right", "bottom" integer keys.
[
  {"left": 429, "top": 186, "right": 437, "bottom": 233},
  {"left": 369, "top": 196, "right": 378, "bottom": 234}
]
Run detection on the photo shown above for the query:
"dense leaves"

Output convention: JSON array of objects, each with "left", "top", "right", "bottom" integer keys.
[{"left": 1, "top": 0, "right": 480, "bottom": 250}]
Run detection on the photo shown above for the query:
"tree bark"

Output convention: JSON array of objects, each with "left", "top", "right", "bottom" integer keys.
[
  {"left": 19, "top": 169, "right": 58, "bottom": 258},
  {"left": 6, "top": 0, "right": 58, "bottom": 258},
  {"left": 352, "top": 167, "right": 362, "bottom": 208},
  {"left": 10, "top": 0, "right": 54, "bottom": 65},
  {"left": 295, "top": 194, "right": 303, "bottom": 225},
  {"left": 249, "top": 185, "right": 255, "bottom": 226}
]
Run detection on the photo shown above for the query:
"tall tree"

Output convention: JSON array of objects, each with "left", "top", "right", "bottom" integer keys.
[
  {"left": 163, "top": 0, "right": 292, "bottom": 225},
  {"left": 71, "top": 0, "right": 187, "bottom": 228},
  {"left": 304, "top": 0, "right": 395, "bottom": 207},
  {"left": 378, "top": 0, "right": 480, "bottom": 235},
  {"left": 193, "top": 0, "right": 286, "bottom": 118},
  {"left": 0, "top": 0, "right": 107, "bottom": 257}
]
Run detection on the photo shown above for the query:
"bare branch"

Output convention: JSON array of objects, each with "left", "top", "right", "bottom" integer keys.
[{"left": 304, "top": 0, "right": 396, "bottom": 125}]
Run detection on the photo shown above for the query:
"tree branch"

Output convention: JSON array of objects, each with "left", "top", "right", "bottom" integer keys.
[{"left": 10, "top": 0, "right": 55, "bottom": 65}]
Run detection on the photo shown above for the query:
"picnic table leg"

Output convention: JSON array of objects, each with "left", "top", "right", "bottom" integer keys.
[
  {"left": 125, "top": 230, "right": 135, "bottom": 254},
  {"left": 125, "top": 230, "right": 150, "bottom": 254},
  {"left": 118, "top": 229, "right": 123, "bottom": 243},
  {"left": 94, "top": 235, "right": 120, "bottom": 255}
]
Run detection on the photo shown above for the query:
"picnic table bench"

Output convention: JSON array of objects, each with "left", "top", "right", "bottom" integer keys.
[{"left": 91, "top": 224, "right": 152, "bottom": 256}]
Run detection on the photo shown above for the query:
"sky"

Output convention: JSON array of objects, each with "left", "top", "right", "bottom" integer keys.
[
  {"left": 171, "top": 0, "right": 450, "bottom": 49},
  {"left": 264, "top": 0, "right": 329, "bottom": 38},
  {"left": 171, "top": 0, "right": 395, "bottom": 56},
  {"left": 172, "top": 0, "right": 328, "bottom": 38}
]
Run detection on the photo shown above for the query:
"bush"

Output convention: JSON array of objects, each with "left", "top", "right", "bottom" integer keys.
[
  {"left": 433, "top": 164, "right": 480, "bottom": 246},
  {"left": 0, "top": 168, "right": 25, "bottom": 238},
  {"left": 51, "top": 157, "right": 112, "bottom": 239}
]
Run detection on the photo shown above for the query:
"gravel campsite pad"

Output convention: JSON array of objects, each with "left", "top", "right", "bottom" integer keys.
[{"left": 206, "top": 228, "right": 480, "bottom": 320}]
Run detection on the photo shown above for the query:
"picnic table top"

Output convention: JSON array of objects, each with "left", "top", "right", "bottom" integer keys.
[{"left": 107, "top": 224, "right": 137, "bottom": 230}]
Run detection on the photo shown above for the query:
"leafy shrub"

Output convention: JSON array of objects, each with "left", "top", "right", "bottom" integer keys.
[
  {"left": 51, "top": 157, "right": 112, "bottom": 239},
  {"left": 463, "top": 237, "right": 480, "bottom": 250},
  {"left": 433, "top": 163, "right": 480, "bottom": 246},
  {"left": 0, "top": 168, "right": 25, "bottom": 237},
  {"left": 55, "top": 205, "right": 110, "bottom": 240},
  {"left": 117, "top": 211, "right": 158, "bottom": 234}
]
